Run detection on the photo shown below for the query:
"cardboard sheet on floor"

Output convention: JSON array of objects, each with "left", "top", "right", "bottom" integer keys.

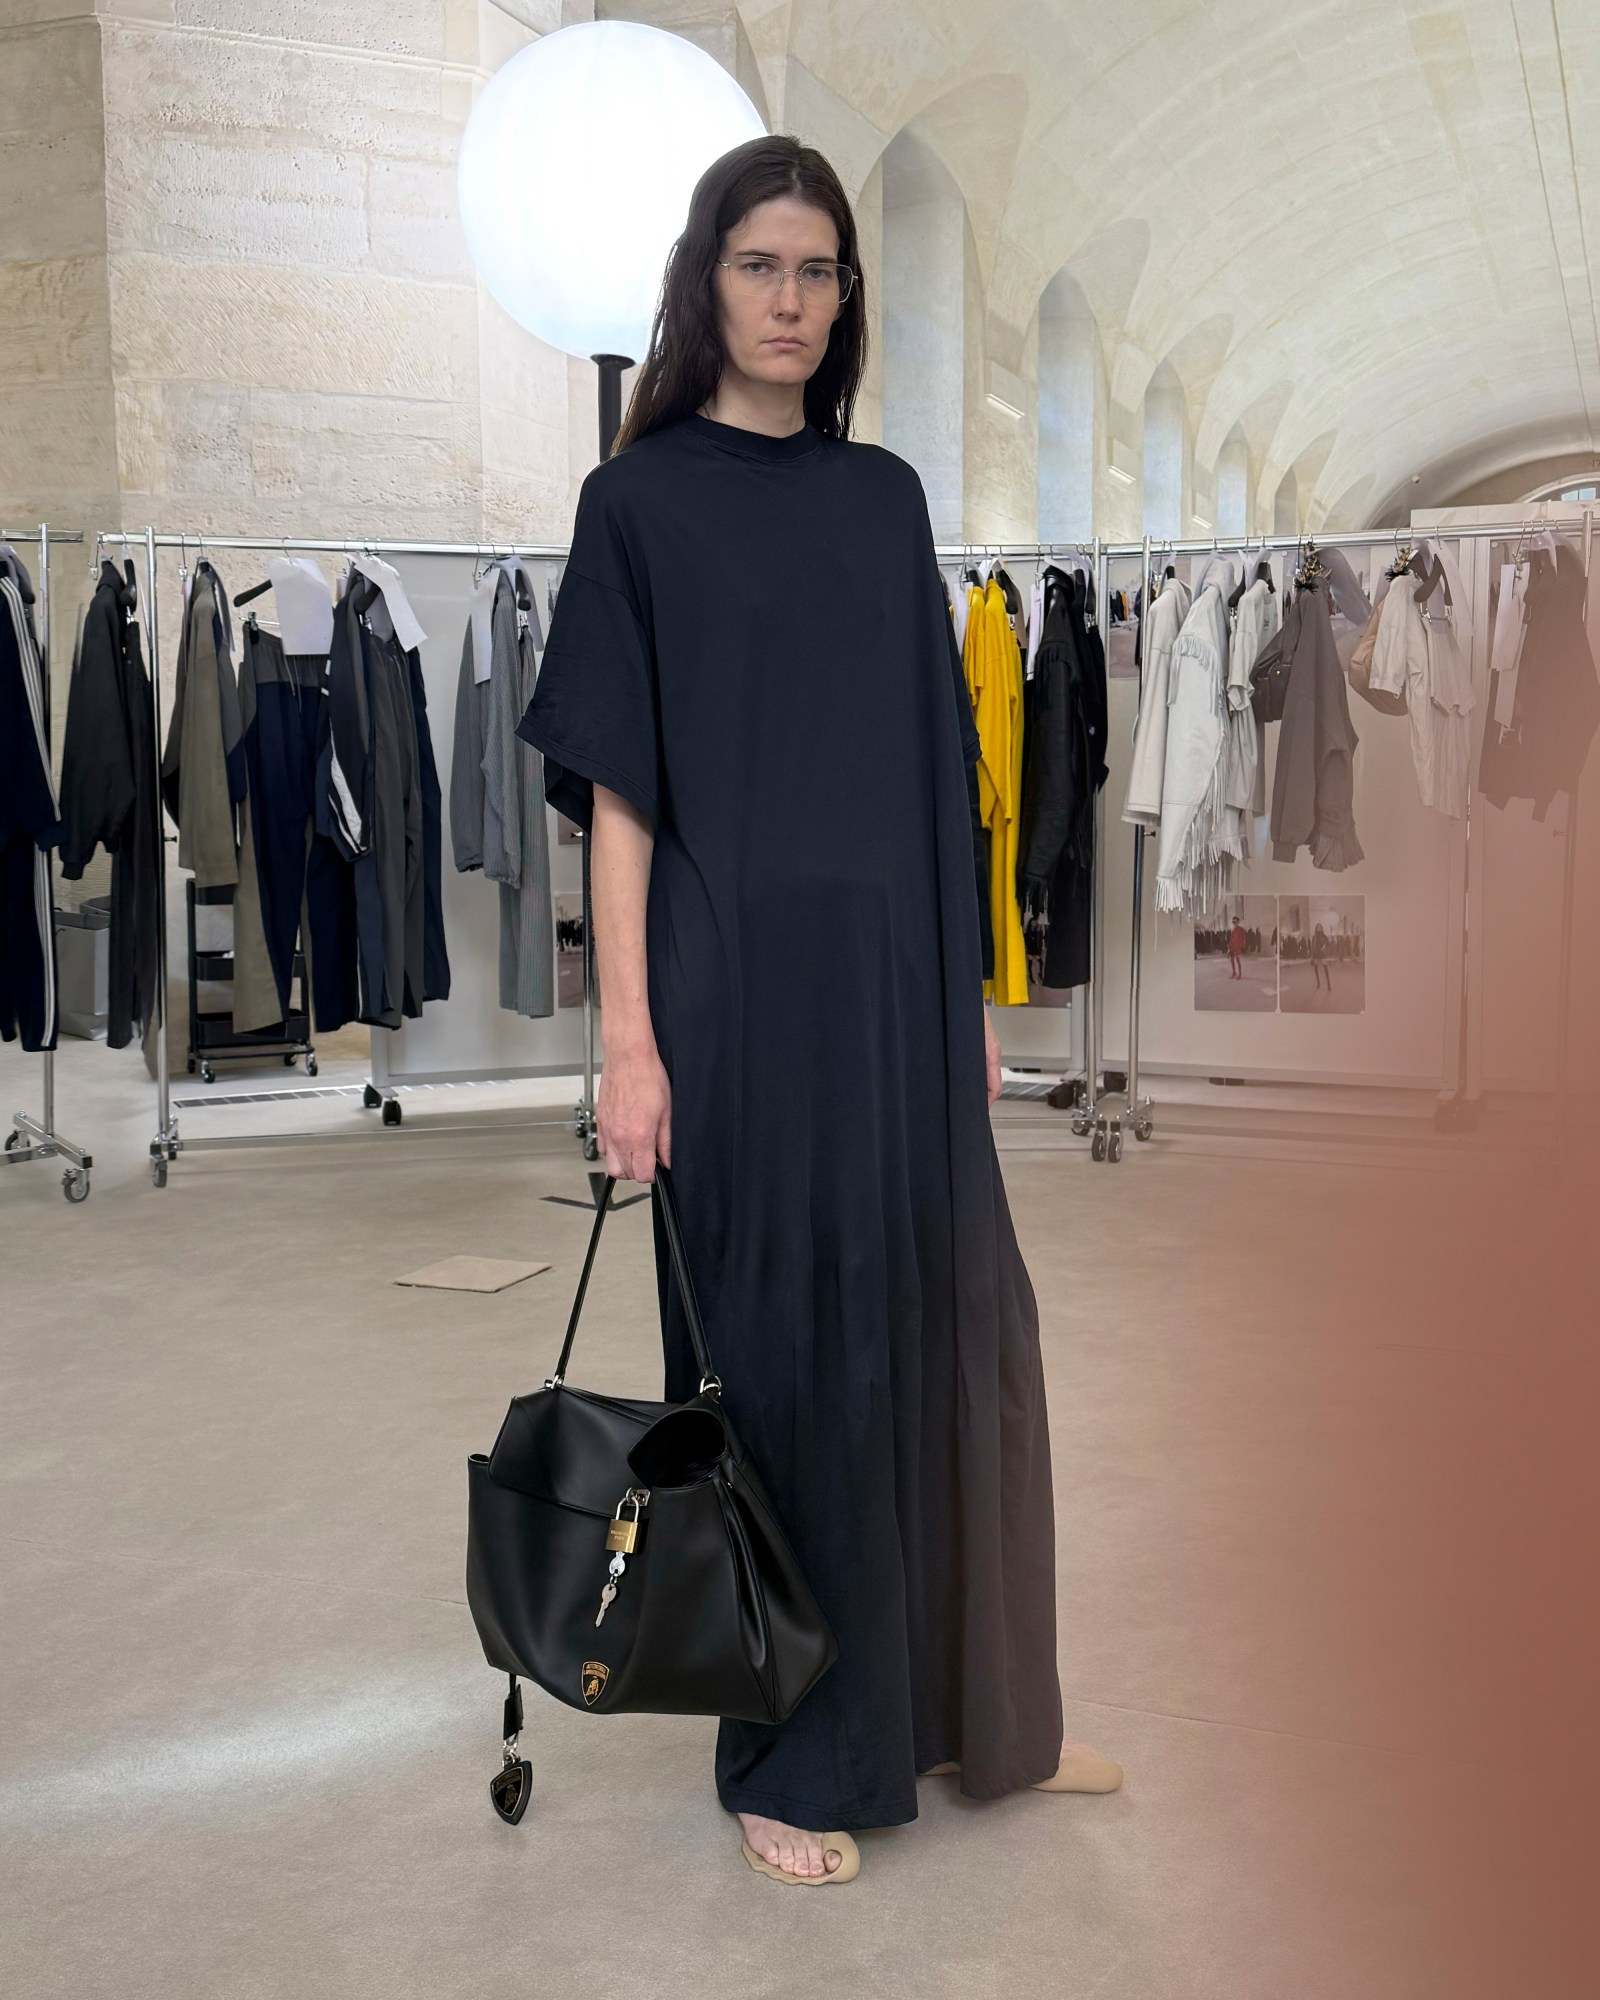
[{"left": 395, "top": 1255, "right": 550, "bottom": 1294}]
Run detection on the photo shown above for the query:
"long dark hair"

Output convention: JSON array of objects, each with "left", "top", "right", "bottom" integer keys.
[{"left": 612, "top": 134, "right": 867, "bottom": 453}]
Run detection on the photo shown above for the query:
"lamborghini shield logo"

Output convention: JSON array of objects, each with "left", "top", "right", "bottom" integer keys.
[{"left": 581, "top": 1660, "right": 610, "bottom": 1706}]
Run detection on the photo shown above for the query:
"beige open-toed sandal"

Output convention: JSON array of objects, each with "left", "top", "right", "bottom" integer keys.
[
  {"left": 741, "top": 1828, "right": 861, "bottom": 1886},
  {"left": 925, "top": 1744, "right": 1124, "bottom": 1794}
]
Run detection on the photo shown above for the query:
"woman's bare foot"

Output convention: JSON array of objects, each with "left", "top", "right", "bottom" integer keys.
[{"left": 737, "top": 1812, "right": 844, "bottom": 1879}]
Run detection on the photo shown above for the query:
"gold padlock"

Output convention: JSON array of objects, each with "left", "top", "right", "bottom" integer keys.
[{"left": 605, "top": 1486, "right": 648, "bottom": 1554}]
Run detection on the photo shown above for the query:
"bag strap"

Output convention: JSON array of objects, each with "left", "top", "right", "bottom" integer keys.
[{"left": 547, "top": 1163, "right": 721, "bottom": 1396}]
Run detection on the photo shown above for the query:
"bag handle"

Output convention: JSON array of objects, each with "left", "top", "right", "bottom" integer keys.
[{"left": 546, "top": 1162, "right": 721, "bottom": 1396}]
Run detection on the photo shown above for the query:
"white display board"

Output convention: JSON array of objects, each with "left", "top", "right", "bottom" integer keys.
[{"left": 1095, "top": 544, "right": 1478, "bottom": 1090}]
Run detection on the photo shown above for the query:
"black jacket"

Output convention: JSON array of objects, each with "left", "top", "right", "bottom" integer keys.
[
  {"left": 1016, "top": 571, "right": 1107, "bottom": 988},
  {"left": 1480, "top": 544, "right": 1600, "bottom": 819},
  {"left": 0, "top": 556, "right": 60, "bottom": 1051},
  {"left": 58, "top": 561, "right": 161, "bottom": 1048}
]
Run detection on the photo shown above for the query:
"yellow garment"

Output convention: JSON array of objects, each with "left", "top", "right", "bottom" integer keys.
[{"left": 961, "top": 579, "right": 1029, "bottom": 1004}]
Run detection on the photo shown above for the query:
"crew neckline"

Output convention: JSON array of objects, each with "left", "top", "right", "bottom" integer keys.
[{"left": 681, "top": 412, "right": 822, "bottom": 462}]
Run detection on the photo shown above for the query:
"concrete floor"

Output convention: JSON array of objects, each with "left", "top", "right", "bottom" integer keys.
[{"left": 1, "top": 1038, "right": 1589, "bottom": 1998}]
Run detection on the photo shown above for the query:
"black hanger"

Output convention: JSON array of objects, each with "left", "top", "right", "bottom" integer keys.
[
  {"left": 234, "top": 577, "right": 272, "bottom": 607},
  {"left": 1414, "top": 549, "right": 1449, "bottom": 609},
  {"left": 992, "top": 563, "right": 1023, "bottom": 620},
  {"left": 117, "top": 558, "right": 138, "bottom": 612}
]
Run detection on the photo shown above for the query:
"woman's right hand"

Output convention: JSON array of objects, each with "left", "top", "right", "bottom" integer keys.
[{"left": 596, "top": 1042, "right": 672, "bottom": 1183}]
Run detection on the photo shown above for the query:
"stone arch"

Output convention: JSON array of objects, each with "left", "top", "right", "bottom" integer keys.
[
  {"left": 1037, "top": 267, "right": 1100, "bottom": 540},
  {"left": 879, "top": 126, "right": 969, "bottom": 540},
  {"left": 1143, "top": 360, "right": 1187, "bottom": 539},
  {"left": 1273, "top": 468, "right": 1300, "bottom": 536},
  {"left": 1216, "top": 428, "right": 1250, "bottom": 537}
]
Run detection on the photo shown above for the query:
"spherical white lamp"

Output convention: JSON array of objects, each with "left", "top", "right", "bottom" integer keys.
[{"left": 457, "top": 21, "right": 767, "bottom": 369}]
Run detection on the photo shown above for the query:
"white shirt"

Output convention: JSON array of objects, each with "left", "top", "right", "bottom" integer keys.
[
  {"left": 1123, "top": 579, "right": 1192, "bottom": 827},
  {"left": 266, "top": 557, "right": 335, "bottom": 656}
]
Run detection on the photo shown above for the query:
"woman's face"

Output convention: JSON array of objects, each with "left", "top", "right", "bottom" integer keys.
[{"left": 711, "top": 197, "right": 844, "bottom": 392}]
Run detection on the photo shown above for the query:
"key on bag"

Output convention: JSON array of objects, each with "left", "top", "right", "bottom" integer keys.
[{"left": 595, "top": 1550, "right": 627, "bottom": 1627}]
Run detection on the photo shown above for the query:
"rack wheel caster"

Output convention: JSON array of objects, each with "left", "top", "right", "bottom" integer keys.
[
  {"left": 62, "top": 1169, "right": 90, "bottom": 1203},
  {"left": 1134, "top": 1115, "right": 1153, "bottom": 1143},
  {"left": 186, "top": 1057, "right": 196, "bottom": 1074},
  {"left": 4, "top": 1130, "right": 20, "bottom": 1154},
  {"left": 306, "top": 1055, "right": 319, "bottom": 1077},
  {"left": 200, "top": 1062, "right": 215, "bottom": 1084},
  {"left": 363, "top": 1083, "right": 382, "bottom": 1109},
  {"left": 1090, "top": 1127, "right": 1107, "bottom": 1162},
  {"left": 1107, "top": 1126, "right": 1124, "bottom": 1164},
  {"left": 151, "top": 1158, "right": 168, "bottom": 1189},
  {"left": 381, "top": 1099, "right": 402, "bottom": 1128}
]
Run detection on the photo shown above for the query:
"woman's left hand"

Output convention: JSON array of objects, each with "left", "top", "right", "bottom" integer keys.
[{"left": 983, "top": 1008, "right": 1002, "bottom": 1108}]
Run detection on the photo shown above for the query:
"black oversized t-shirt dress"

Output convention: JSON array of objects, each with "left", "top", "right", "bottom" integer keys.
[{"left": 518, "top": 410, "right": 1064, "bottom": 1830}]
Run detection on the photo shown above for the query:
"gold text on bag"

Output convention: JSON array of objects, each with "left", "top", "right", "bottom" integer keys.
[
  {"left": 581, "top": 1660, "right": 610, "bottom": 1705},
  {"left": 605, "top": 1486, "right": 650, "bottom": 1554}
]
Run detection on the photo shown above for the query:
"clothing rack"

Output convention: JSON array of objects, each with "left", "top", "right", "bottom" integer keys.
[
  {"left": 934, "top": 538, "right": 1105, "bottom": 1140},
  {"left": 93, "top": 530, "right": 583, "bottom": 1187},
  {"left": 1091, "top": 511, "right": 1596, "bottom": 1159},
  {"left": 90, "top": 510, "right": 1592, "bottom": 1187},
  {"left": 2, "top": 524, "right": 93, "bottom": 1202}
]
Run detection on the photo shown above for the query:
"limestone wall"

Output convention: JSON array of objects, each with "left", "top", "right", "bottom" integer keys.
[
  {"left": 1, "top": 0, "right": 586, "bottom": 550},
  {"left": 0, "top": 10, "right": 119, "bottom": 532}
]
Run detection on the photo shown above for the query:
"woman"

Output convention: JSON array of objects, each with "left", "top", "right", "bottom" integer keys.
[
  {"left": 518, "top": 134, "right": 1120, "bottom": 1888},
  {"left": 1312, "top": 922, "right": 1332, "bottom": 993}
]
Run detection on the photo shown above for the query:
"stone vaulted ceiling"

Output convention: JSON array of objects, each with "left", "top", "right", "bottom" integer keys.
[{"left": 644, "top": 0, "right": 1600, "bottom": 526}]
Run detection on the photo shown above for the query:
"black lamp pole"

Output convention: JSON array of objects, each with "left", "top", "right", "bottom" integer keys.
[{"left": 592, "top": 353, "right": 634, "bottom": 460}]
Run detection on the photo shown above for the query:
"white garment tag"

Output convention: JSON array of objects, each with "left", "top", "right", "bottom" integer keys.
[
  {"left": 1492, "top": 563, "right": 1524, "bottom": 727},
  {"left": 267, "top": 557, "right": 335, "bottom": 655},
  {"left": 469, "top": 569, "right": 498, "bottom": 684},
  {"left": 353, "top": 554, "right": 426, "bottom": 649}
]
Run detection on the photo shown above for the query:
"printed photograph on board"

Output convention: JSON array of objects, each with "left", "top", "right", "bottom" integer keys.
[
  {"left": 554, "top": 892, "right": 590, "bottom": 1008},
  {"left": 1193, "top": 894, "right": 1279, "bottom": 1011},
  {"left": 1279, "top": 895, "right": 1365, "bottom": 1014}
]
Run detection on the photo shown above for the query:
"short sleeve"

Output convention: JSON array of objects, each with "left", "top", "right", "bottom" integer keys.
[
  {"left": 904, "top": 455, "right": 982, "bottom": 770},
  {"left": 515, "top": 469, "right": 660, "bottom": 833},
  {"left": 947, "top": 610, "right": 982, "bottom": 766}
]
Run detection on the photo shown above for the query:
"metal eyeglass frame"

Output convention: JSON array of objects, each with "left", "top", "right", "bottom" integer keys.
[{"left": 716, "top": 256, "right": 857, "bottom": 305}]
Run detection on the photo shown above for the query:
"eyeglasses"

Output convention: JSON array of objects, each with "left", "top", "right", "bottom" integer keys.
[{"left": 716, "top": 256, "right": 857, "bottom": 307}]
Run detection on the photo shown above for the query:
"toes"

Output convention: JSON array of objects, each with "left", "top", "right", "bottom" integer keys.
[
  {"left": 778, "top": 1835, "right": 796, "bottom": 1877},
  {"left": 823, "top": 1845, "right": 841, "bottom": 1873}
]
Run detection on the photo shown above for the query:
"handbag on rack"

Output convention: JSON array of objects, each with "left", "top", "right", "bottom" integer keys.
[
  {"left": 466, "top": 1163, "right": 838, "bottom": 1824},
  {"left": 1345, "top": 597, "right": 1408, "bottom": 716}
]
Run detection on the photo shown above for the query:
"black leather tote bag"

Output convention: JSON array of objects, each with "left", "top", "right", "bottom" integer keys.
[{"left": 466, "top": 1164, "right": 837, "bottom": 1819}]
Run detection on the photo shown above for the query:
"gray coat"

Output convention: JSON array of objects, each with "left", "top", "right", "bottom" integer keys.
[
  {"left": 449, "top": 568, "right": 554, "bottom": 1017},
  {"left": 1264, "top": 586, "right": 1364, "bottom": 870}
]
